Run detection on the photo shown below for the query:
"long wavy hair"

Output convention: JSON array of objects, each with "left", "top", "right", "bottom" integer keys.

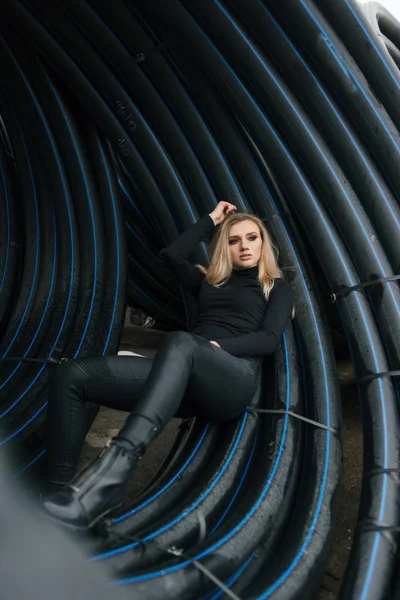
[{"left": 197, "top": 212, "right": 286, "bottom": 302}]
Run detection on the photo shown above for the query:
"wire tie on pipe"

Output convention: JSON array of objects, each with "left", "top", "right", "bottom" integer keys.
[
  {"left": 331, "top": 274, "right": 400, "bottom": 302},
  {"left": 0, "top": 346, "right": 68, "bottom": 366},
  {"left": 196, "top": 511, "right": 208, "bottom": 545},
  {"left": 248, "top": 408, "right": 338, "bottom": 433},
  {"left": 167, "top": 546, "right": 243, "bottom": 600},
  {"left": 356, "top": 518, "right": 400, "bottom": 535},
  {"left": 364, "top": 467, "right": 400, "bottom": 482},
  {"left": 103, "top": 517, "right": 242, "bottom": 600},
  {"left": 357, "top": 370, "right": 400, "bottom": 385},
  {"left": 0, "top": 356, "right": 65, "bottom": 365},
  {"left": 103, "top": 528, "right": 147, "bottom": 559}
]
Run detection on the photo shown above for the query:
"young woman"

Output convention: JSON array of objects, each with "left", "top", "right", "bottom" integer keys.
[{"left": 42, "top": 201, "right": 294, "bottom": 529}]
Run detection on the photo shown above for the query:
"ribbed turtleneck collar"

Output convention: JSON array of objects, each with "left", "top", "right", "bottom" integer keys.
[{"left": 232, "top": 265, "right": 259, "bottom": 279}]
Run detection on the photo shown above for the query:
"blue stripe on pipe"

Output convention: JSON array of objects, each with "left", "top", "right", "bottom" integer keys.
[
  {"left": 201, "top": 552, "right": 255, "bottom": 600},
  {"left": 209, "top": 423, "right": 259, "bottom": 535},
  {"left": 112, "top": 333, "right": 291, "bottom": 581},
  {"left": 0, "top": 41, "right": 76, "bottom": 410},
  {"left": 112, "top": 424, "right": 210, "bottom": 524},
  {"left": 96, "top": 136, "right": 121, "bottom": 353},
  {"left": 297, "top": 0, "right": 400, "bottom": 159},
  {"left": 0, "top": 211, "right": 57, "bottom": 416},
  {"left": 214, "top": 0, "right": 400, "bottom": 324},
  {"left": 93, "top": 413, "right": 249, "bottom": 560},
  {"left": 12, "top": 449, "right": 46, "bottom": 478},
  {"left": 258, "top": 3, "right": 400, "bottom": 228}
]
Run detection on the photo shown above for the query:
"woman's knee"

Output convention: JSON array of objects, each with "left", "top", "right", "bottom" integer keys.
[{"left": 163, "top": 331, "right": 197, "bottom": 353}]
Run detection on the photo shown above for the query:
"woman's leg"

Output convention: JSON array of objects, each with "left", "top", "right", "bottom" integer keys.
[
  {"left": 42, "top": 332, "right": 258, "bottom": 528},
  {"left": 46, "top": 355, "right": 153, "bottom": 488},
  {"left": 118, "top": 331, "right": 258, "bottom": 445}
]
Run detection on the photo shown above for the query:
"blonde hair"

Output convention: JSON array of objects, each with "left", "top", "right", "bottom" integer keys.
[{"left": 197, "top": 212, "right": 287, "bottom": 303}]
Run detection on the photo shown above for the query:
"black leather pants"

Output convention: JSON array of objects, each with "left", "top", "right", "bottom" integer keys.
[{"left": 46, "top": 332, "right": 259, "bottom": 486}]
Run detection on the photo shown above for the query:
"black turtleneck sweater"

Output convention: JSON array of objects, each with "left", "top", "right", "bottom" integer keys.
[{"left": 163, "top": 214, "right": 294, "bottom": 359}]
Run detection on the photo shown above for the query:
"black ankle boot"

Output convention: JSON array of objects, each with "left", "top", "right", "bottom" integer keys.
[{"left": 42, "top": 438, "right": 140, "bottom": 530}]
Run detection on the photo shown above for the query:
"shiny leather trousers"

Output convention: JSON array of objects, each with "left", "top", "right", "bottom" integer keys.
[{"left": 46, "top": 331, "right": 259, "bottom": 486}]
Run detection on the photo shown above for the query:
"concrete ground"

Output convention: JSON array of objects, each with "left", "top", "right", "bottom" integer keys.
[{"left": 79, "top": 321, "right": 362, "bottom": 599}]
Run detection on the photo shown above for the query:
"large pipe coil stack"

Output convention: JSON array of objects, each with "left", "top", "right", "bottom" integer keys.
[{"left": 0, "top": 1, "right": 399, "bottom": 598}]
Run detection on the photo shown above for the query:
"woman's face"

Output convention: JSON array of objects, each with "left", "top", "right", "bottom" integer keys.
[{"left": 228, "top": 220, "right": 263, "bottom": 269}]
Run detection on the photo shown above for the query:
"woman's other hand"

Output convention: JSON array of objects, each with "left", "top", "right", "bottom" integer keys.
[
  {"left": 210, "top": 340, "right": 221, "bottom": 348},
  {"left": 209, "top": 201, "right": 237, "bottom": 226}
]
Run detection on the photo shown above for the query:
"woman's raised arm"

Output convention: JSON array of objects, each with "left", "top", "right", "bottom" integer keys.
[{"left": 162, "top": 201, "right": 237, "bottom": 294}]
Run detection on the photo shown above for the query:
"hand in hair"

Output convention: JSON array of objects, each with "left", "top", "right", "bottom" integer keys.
[
  {"left": 210, "top": 340, "right": 221, "bottom": 348},
  {"left": 209, "top": 201, "right": 237, "bottom": 226}
]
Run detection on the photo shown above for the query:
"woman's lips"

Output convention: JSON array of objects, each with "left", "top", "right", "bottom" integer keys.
[{"left": 240, "top": 255, "right": 252, "bottom": 260}]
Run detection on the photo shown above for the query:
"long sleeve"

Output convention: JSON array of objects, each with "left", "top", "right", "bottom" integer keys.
[
  {"left": 217, "top": 280, "right": 294, "bottom": 358},
  {"left": 162, "top": 214, "right": 216, "bottom": 294}
]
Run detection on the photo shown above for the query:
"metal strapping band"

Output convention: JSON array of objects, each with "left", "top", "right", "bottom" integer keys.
[
  {"left": 248, "top": 408, "right": 338, "bottom": 433},
  {"left": 105, "top": 524, "right": 243, "bottom": 600},
  {"left": 357, "top": 370, "right": 400, "bottom": 385},
  {"left": 356, "top": 518, "right": 400, "bottom": 535},
  {"left": 0, "top": 356, "right": 67, "bottom": 365},
  {"left": 365, "top": 467, "right": 400, "bottom": 480},
  {"left": 331, "top": 274, "right": 400, "bottom": 302}
]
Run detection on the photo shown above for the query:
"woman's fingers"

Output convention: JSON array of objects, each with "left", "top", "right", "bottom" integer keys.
[
  {"left": 209, "top": 201, "right": 237, "bottom": 225},
  {"left": 221, "top": 202, "right": 237, "bottom": 218}
]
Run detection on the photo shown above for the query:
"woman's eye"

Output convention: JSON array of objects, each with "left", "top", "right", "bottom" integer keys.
[{"left": 229, "top": 236, "right": 257, "bottom": 244}]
